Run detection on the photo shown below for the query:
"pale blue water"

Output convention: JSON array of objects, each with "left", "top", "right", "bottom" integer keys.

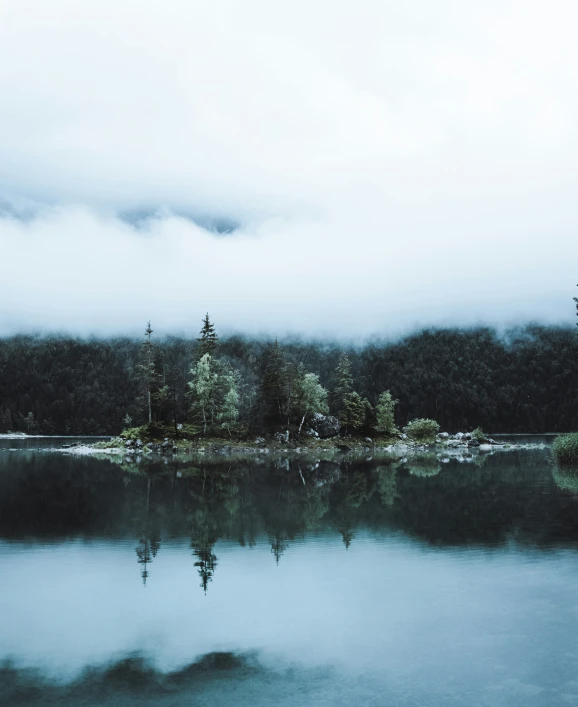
[{"left": 0, "top": 441, "right": 577, "bottom": 706}]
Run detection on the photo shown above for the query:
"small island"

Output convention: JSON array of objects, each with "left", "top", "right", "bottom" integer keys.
[{"left": 46, "top": 315, "right": 549, "bottom": 462}]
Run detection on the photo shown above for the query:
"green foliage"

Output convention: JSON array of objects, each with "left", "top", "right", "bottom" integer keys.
[
  {"left": 375, "top": 391, "right": 398, "bottom": 435},
  {"left": 1, "top": 324, "right": 577, "bottom": 436},
  {"left": 197, "top": 313, "right": 218, "bottom": 359},
  {"left": 403, "top": 418, "right": 440, "bottom": 441},
  {"left": 331, "top": 353, "right": 354, "bottom": 416},
  {"left": 552, "top": 433, "right": 578, "bottom": 466},
  {"left": 121, "top": 422, "right": 201, "bottom": 441},
  {"left": 259, "top": 340, "right": 288, "bottom": 427},
  {"left": 121, "top": 422, "right": 165, "bottom": 441},
  {"left": 295, "top": 372, "right": 328, "bottom": 434},
  {"left": 471, "top": 427, "right": 486, "bottom": 442},
  {"left": 218, "top": 373, "right": 240, "bottom": 436},
  {"left": 188, "top": 353, "right": 220, "bottom": 435},
  {"left": 341, "top": 392, "right": 371, "bottom": 433}
]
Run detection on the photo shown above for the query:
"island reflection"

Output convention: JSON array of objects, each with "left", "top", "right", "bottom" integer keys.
[{"left": 1, "top": 446, "right": 577, "bottom": 591}]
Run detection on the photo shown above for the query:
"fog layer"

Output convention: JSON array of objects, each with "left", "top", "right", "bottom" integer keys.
[{"left": 0, "top": 0, "right": 576, "bottom": 336}]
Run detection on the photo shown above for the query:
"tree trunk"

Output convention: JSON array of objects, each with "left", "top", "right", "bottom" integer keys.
[{"left": 298, "top": 413, "right": 306, "bottom": 437}]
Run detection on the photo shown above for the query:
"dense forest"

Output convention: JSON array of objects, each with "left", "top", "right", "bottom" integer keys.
[{"left": 0, "top": 321, "right": 576, "bottom": 436}]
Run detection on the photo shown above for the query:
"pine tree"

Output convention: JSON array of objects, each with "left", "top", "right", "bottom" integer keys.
[
  {"left": 341, "top": 391, "right": 369, "bottom": 433},
  {"left": 197, "top": 313, "right": 218, "bottom": 358},
  {"left": 375, "top": 390, "right": 398, "bottom": 435},
  {"left": 151, "top": 347, "right": 170, "bottom": 422},
  {"left": 331, "top": 353, "right": 354, "bottom": 419},
  {"left": 259, "top": 340, "right": 287, "bottom": 427},
  {"left": 139, "top": 321, "right": 155, "bottom": 424}
]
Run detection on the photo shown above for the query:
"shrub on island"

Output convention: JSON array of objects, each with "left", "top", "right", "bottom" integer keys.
[
  {"left": 403, "top": 418, "right": 440, "bottom": 442},
  {"left": 471, "top": 427, "right": 488, "bottom": 443}
]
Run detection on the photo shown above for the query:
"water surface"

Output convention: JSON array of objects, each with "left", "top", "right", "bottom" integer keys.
[{"left": 1, "top": 440, "right": 577, "bottom": 706}]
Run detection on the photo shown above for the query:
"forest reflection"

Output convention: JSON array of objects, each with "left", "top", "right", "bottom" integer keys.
[
  {"left": 116, "top": 451, "right": 578, "bottom": 590},
  {"left": 1, "top": 448, "right": 577, "bottom": 592}
]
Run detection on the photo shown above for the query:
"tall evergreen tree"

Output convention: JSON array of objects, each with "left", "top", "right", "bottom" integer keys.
[
  {"left": 375, "top": 390, "right": 398, "bottom": 435},
  {"left": 341, "top": 391, "right": 370, "bottom": 433},
  {"left": 139, "top": 321, "right": 155, "bottom": 424},
  {"left": 331, "top": 352, "right": 354, "bottom": 420},
  {"left": 259, "top": 340, "right": 287, "bottom": 427},
  {"left": 197, "top": 313, "right": 218, "bottom": 358}
]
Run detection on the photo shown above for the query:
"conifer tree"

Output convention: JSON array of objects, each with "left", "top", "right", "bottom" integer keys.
[
  {"left": 151, "top": 347, "right": 170, "bottom": 422},
  {"left": 331, "top": 353, "right": 354, "bottom": 418},
  {"left": 341, "top": 391, "right": 369, "bottom": 433},
  {"left": 197, "top": 313, "right": 218, "bottom": 358},
  {"left": 259, "top": 339, "right": 287, "bottom": 426},
  {"left": 139, "top": 321, "right": 155, "bottom": 423},
  {"left": 375, "top": 390, "right": 398, "bottom": 435}
]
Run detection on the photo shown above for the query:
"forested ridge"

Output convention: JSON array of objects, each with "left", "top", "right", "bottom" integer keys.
[{"left": 0, "top": 323, "right": 576, "bottom": 436}]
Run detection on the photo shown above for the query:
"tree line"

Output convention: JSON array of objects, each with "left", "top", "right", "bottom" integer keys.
[{"left": 0, "top": 319, "right": 576, "bottom": 436}]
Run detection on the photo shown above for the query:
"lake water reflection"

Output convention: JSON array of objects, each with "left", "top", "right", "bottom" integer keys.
[{"left": 0, "top": 441, "right": 577, "bottom": 706}]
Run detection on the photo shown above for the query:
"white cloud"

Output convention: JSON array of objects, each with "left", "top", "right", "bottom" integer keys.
[{"left": 0, "top": 0, "right": 576, "bottom": 337}]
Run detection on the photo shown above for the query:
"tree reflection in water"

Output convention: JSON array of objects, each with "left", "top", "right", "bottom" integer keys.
[{"left": 0, "top": 448, "right": 574, "bottom": 593}]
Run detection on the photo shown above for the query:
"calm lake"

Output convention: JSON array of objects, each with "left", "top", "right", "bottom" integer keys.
[{"left": 1, "top": 439, "right": 577, "bottom": 706}]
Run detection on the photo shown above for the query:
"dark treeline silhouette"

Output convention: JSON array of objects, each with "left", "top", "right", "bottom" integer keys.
[{"left": 0, "top": 324, "right": 576, "bottom": 435}]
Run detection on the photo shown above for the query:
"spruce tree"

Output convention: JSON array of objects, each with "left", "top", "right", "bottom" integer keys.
[
  {"left": 331, "top": 353, "right": 354, "bottom": 418},
  {"left": 375, "top": 391, "right": 398, "bottom": 435},
  {"left": 341, "top": 391, "right": 369, "bottom": 433},
  {"left": 139, "top": 321, "right": 155, "bottom": 424},
  {"left": 259, "top": 340, "right": 287, "bottom": 427},
  {"left": 197, "top": 313, "right": 218, "bottom": 358}
]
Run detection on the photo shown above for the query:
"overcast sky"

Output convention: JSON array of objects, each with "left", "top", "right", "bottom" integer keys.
[{"left": 0, "top": 0, "right": 577, "bottom": 339}]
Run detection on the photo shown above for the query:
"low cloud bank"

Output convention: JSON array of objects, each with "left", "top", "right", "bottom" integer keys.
[{"left": 0, "top": 0, "right": 576, "bottom": 337}]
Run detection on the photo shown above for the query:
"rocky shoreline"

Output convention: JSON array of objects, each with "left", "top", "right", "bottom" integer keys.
[{"left": 58, "top": 429, "right": 543, "bottom": 460}]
